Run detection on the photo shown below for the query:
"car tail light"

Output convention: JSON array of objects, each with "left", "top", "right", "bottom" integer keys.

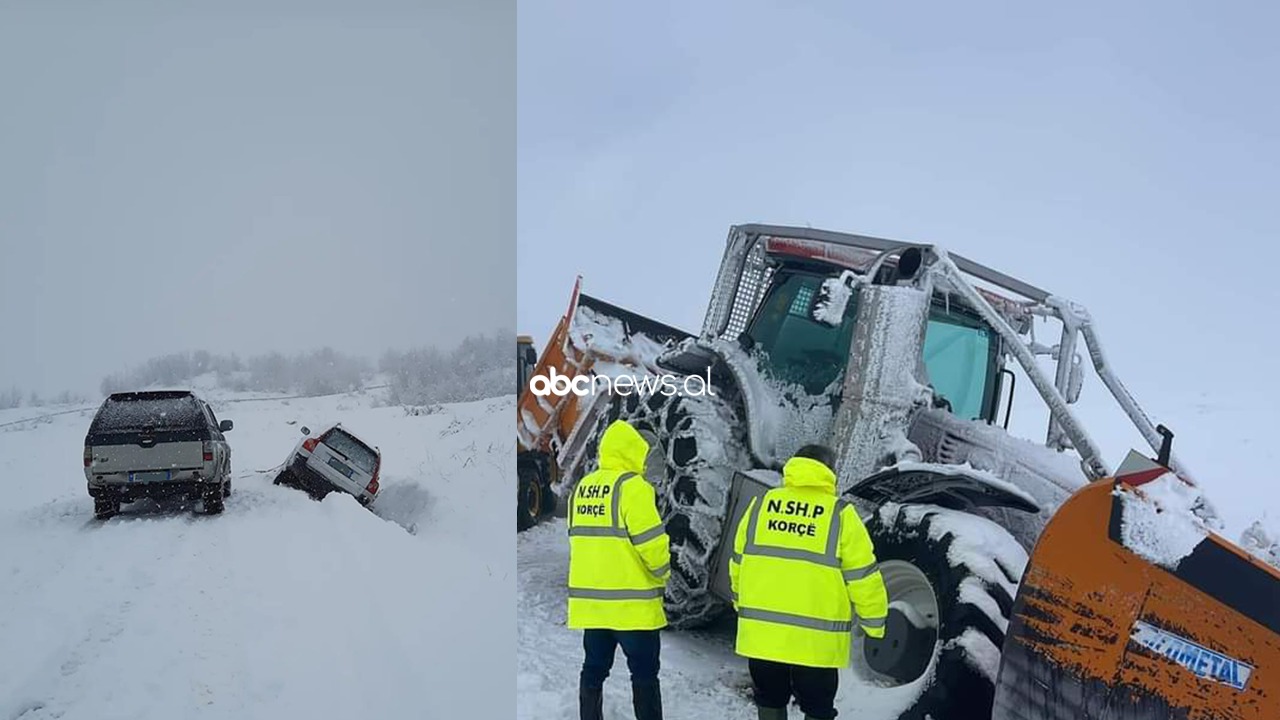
[
  {"left": 302, "top": 438, "right": 318, "bottom": 453},
  {"left": 84, "top": 446, "right": 92, "bottom": 468},
  {"left": 366, "top": 464, "right": 380, "bottom": 495},
  {"left": 202, "top": 441, "right": 213, "bottom": 462}
]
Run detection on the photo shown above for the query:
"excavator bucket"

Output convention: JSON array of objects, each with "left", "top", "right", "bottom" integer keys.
[{"left": 992, "top": 450, "right": 1280, "bottom": 719}]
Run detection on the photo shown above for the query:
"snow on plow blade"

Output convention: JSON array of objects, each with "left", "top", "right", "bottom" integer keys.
[
  {"left": 993, "top": 451, "right": 1280, "bottom": 720},
  {"left": 516, "top": 280, "right": 693, "bottom": 485}
]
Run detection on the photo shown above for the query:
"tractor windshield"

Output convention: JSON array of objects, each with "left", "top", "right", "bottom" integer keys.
[
  {"left": 746, "top": 269, "right": 1001, "bottom": 419},
  {"left": 744, "top": 272, "right": 857, "bottom": 394}
]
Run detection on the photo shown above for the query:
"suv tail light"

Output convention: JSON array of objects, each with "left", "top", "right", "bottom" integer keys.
[
  {"left": 202, "top": 441, "right": 214, "bottom": 462},
  {"left": 366, "top": 464, "right": 380, "bottom": 495},
  {"left": 84, "top": 446, "right": 92, "bottom": 468},
  {"left": 302, "top": 438, "right": 318, "bottom": 453}
]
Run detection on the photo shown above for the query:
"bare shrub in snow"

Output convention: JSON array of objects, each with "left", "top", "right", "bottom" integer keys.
[
  {"left": 381, "top": 330, "right": 514, "bottom": 406},
  {"left": 100, "top": 349, "right": 371, "bottom": 398},
  {"left": 0, "top": 386, "right": 23, "bottom": 410}
]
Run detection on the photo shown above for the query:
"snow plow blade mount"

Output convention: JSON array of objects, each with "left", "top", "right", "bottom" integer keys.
[{"left": 992, "top": 454, "right": 1280, "bottom": 720}]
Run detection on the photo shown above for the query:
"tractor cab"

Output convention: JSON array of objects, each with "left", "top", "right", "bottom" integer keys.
[{"left": 739, "top": 247, "right": 1005, "bottom": 424}]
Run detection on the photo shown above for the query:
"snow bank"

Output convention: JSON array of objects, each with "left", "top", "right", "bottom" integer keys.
[{"left": 1116, "top": 473, "right": 1210, "bottom": 570}]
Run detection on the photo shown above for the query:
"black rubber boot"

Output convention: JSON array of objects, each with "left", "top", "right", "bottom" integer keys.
[
  {"left": 633, "top": 680, "right": 663, "bottom": 720},
  {"left": 580, "top": 686, "right": 603, "bottom": 720},
  {"left": 757, "top": 706, "right": 788, "bottom": 720}
]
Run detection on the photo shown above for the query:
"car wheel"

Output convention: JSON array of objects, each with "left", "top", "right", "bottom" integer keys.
[
  {"left": 223, "top": 479, "right": 232, "bottom": 498},
  {"left": 204, "top": 486, "right": 225, "bottom": 514},
  {"left": 93, "top": 496, "right": 121, "bottom": 519}
]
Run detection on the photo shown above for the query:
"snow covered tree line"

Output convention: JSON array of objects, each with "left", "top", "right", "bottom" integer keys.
[
  {"left": 0, "top": 386, "right": 89, "bottom": 410},
  {"left": 379, "top": 331, "right": 515, "bottom": 406},
  {"left": 98, "top": 349, "right": 371, "bottom": 398},
  {"left": 94, "top": 330, "right": 514, "bottom": 405}
]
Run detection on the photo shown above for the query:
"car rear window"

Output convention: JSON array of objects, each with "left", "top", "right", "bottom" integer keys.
[
  {"left": 92, "top": 395, "right": 205, "bottom": 431},
  {"left": 322, "top": 429, "right": 377, "bottom": 474}
]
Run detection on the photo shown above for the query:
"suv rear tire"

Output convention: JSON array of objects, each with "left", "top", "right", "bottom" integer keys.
[
  {"left": 93, "top": 496, "right": 120, "bottom": 519},
  {"left": 203, "top": 482, "right": 226, "bottom": 514}
]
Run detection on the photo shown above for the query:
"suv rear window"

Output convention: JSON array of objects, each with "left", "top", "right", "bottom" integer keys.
[
  {"left": 92, "top": 394, "right": 205, "bottom": 431},
  {"left": 322, "top": 429, "right": 377, "bottom": 474}
]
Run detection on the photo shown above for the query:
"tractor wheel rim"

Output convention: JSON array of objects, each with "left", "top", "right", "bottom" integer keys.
[
  {"left": 525, "top": 479, "right": 541, "bottom": 517},
  {"left": 852, "top": 559, "right": 940, "bottom": 686}
]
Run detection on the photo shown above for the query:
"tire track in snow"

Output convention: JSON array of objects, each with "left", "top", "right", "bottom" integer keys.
[{"left": 2, "top": 514, "right": 199, "bottom": 719}]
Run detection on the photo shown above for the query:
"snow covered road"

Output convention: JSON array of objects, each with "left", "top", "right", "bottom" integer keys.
[{"left": 0, "top": 391, "right": 512, "bottom": 720}]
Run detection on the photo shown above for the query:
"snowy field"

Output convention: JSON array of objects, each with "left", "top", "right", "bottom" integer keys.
[
  {"left": 516, "top": 387, "right": 1280, "bottom": 719},
  {"left": 0, "top": 387, "right": 513, "bottom": 720}
]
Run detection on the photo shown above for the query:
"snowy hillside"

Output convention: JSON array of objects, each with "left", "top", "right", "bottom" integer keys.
[{"left": 0, "top": 389, "right": 512, "bottom": 720}]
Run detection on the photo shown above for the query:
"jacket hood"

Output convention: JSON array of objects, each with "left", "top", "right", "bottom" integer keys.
[
  {"left": 597, "top": 420, "right": 650, "bottom": 474},
  {"left": 782, "top": 456, "right": 837, "bottom": 494}
]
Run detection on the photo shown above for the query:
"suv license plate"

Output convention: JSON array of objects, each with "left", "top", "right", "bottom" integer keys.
[
  {"left": 130, "top": 470, "right": 171, "bottom": 483},
  {"left": 326, "top": 457, "right": 354, "bottom": 478}
]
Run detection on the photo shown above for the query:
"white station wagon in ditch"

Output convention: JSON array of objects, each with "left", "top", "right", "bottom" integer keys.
[{"left": 274, "top": 423, "right": 381, "bottom": 506}]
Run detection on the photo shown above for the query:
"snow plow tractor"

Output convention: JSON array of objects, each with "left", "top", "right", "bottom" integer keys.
[{"left": 516, "top": 224, "right": 1279, "bottom": 718}]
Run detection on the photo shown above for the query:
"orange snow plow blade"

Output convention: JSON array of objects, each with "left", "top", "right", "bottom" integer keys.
[
  {"left": 993, "top": 451, "right": 1280, "bottom": 720},
  {"left": 516, "top": 278, "right": 694, "bottom": 483}
]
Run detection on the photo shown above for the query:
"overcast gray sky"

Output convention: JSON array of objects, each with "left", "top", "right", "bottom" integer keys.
[
  {"left": 518, "top": 2, "right": 1280, "bottom": 530},
  {"left": 0, "top": 1, "right": 513, "bottom": 397}
]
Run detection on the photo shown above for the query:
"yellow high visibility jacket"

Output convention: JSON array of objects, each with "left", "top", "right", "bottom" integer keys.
[
  {"left": 729, "top": 456, "right": 889, "bottom": 668},
  {"left": 567, "top": 420, "right": 671, "bottom": 631}
]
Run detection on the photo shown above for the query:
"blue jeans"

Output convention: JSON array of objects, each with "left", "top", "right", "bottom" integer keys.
[{"left": 580, "top": 629, "right": 661, "bottom": 690}]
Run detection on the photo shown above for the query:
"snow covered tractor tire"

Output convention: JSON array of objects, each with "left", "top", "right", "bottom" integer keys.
[
  {"left": 582, "top": 389, "right": 750, "bottom": 629},
  {"left": 856, "top": 503, "right": 1027, "bottom": 720}
]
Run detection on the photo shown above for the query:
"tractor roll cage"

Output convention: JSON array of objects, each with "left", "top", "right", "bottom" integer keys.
[{"left": 703, "top": 224, "right": 1194, "bottom": 486}]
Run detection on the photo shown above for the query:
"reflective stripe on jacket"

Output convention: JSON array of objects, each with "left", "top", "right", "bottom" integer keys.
[
  {"left": 729, "top": 456, "right": 889, "bottom": 668},
  {"left": 567, "top": 420, "right": 670, "bottom": 630}
]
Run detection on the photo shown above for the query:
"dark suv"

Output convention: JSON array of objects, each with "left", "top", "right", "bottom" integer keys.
[{"left": 83, "top": 390, "right": 233, "bottom": 518}]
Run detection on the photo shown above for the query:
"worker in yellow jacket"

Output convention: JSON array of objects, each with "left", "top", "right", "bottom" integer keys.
[
  {"left": 568, "top": 420, "right": 671, "bottom": 720},
  {"left": 730, "top": 444, "right": 889, "bottom": 720}
]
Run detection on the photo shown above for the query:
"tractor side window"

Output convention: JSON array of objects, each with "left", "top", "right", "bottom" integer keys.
[
  {"left": 745, "top": 273, "right": 857, "bottom": 394},
  {"left": 923, "top": 315, "right": 993, "bottom": 421}
]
